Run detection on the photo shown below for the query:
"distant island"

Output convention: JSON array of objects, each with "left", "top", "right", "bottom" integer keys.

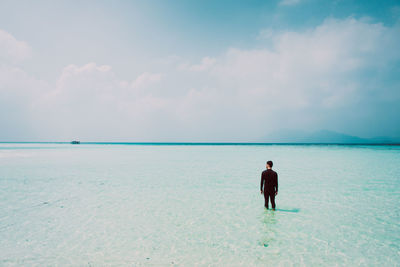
[
  {"left": 71, "top": 140, "right": 80, "bottom": 144},
  {"left": 263, "top": 129, "right": 399, "bottom": 144}
]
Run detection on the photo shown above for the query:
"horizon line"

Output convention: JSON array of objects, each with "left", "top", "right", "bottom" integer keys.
[{"left": 0, "top": 141, "right": 399, "bottom": 146}]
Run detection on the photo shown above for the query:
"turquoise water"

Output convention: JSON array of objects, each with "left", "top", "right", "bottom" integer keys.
[{"left": 0, "top": 143, "right": 399, "bottom": 266}]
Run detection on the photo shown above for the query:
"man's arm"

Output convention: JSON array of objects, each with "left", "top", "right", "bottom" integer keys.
[
  {"left": 275, "top": 173, "right": 278, "bottom": 195},
  {"left": 260, "top": 172, "right": 264, "bottom": 193}
]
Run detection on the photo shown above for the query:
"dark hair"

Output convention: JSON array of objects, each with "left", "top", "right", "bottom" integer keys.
[{"left": 267, "top": 161, "right": 273, "bottom": 167}]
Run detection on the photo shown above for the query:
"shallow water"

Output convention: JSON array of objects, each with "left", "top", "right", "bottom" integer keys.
[{"left": 0, "top": 143, "right": 399, "bottom": 266}]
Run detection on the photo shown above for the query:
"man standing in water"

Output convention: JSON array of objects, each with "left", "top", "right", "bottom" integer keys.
[{"left": 260, "top": 161, "right": 278, "bottom": 210}]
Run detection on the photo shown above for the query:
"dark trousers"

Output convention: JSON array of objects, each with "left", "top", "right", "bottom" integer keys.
[{"left": 264, "top": 191, "right": 276, "bottom": 209}]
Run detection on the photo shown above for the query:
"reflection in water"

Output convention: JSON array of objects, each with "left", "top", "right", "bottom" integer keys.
[{"left": 259, "top": 210, "right": 277, "bottom": 247}]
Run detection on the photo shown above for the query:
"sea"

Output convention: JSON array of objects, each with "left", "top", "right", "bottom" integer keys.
[{"left": 0, "top": 143, "right": 399, "bottom": 266}]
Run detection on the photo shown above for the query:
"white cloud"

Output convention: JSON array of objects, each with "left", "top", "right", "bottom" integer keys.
[
  {"left": 179, "top": 57, "right": 217, "bottom": 72},
  {"left": 0, "top": 29, "right": 31, "bottom": 64},
  {"left": 0, "top": 30, "right": 48, "bottom": 140},
  {"left": 131, "top": 72, "right": 164, "bottom": 89},
  {"left": 33, "top": 63, "right": 172, "bottom": 140},
  {"left": 1, "top": 17, "right": 400, "bottom": 141},
  {"left": 176, "top": 18, "right": 400, "bottom": 138}
]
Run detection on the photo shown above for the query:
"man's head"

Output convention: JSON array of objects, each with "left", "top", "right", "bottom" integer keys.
[{"left": 266, "top": 161, "right": 273, "bottom": 169}]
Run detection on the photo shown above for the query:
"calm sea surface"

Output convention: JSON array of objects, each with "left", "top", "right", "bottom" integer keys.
[{"left": 0, "top": 143, "right": 399, "bottom": 266}]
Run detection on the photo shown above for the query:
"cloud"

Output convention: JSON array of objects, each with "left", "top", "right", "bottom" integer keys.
[
  {"left": 174, "top": 18, "right": 400, "bottom": 139},
  {"left": 1, "top": 17, "right": 400, "bottom": 141},
  {"left": 0, "top": 29, "right": 31, "bottom": 64},
  {"left": 35, "top": 63, "right": 171, "bottom": 140},
  {"left": 0, "top": 65, "right": 48, "bottom": 139},
  {"left": 0, "top": 30, "right": 48, "bottom": 140},
  {"left": 203, "top": 18, "right": 400, "bottom": 137},
  {"left": 132, "top": 72, "right": 164, "bottom": 89},
  {"left": 179, "top": 57, "right": 216, "bottom": 72}
]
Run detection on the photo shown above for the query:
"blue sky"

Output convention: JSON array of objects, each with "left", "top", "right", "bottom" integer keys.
[{"left": 0, "top": 0, "right": 399, "bottom": 141}]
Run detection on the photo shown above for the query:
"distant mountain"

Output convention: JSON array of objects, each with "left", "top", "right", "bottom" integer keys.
[{"left": 264, "top": 129, "right": 398, "bottom": 144}]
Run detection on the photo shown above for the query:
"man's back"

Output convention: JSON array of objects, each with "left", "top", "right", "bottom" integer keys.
[{"left": 261, "top": 169, "right": 278, "bottom": 193}]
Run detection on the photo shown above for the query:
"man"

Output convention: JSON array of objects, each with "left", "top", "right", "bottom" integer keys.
[{"left": 260, "top": 161, "right": 278, "bottom": 210}]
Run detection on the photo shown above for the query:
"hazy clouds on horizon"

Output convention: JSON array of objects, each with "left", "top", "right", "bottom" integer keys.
[{"left": 1, "top": 0, "right": 399, "bottom": 141}]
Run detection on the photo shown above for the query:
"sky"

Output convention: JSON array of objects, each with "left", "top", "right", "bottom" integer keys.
[{"left": 0, "top": 0, "right": 399, "bottom": 142}]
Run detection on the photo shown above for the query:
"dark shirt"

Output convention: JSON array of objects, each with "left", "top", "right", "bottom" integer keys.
[{"left": 260, "top": 169, "right": 278, "bottom": 193}]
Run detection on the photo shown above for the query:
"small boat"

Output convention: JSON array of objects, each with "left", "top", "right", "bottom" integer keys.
[{"left": 71, "top": 140, "right": 80, "bottom": 144}]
